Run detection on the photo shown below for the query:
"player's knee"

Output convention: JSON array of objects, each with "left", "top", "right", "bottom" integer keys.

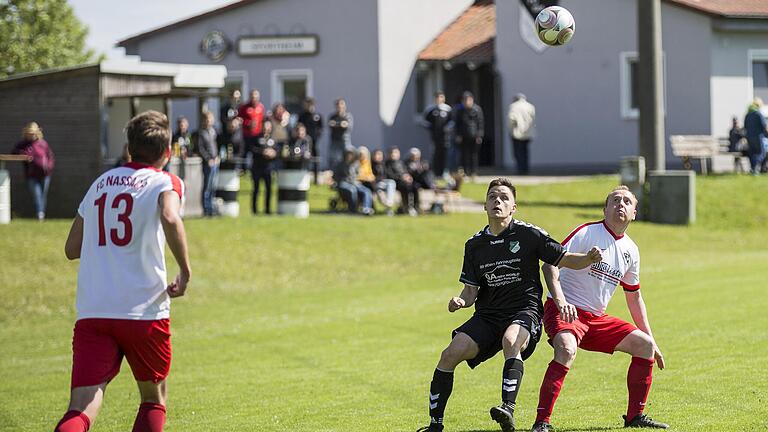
[
  {"left": 554, "top": 338, "right": 577, "bottom": 362},
  {"left": 634, "top": 334, "right": 654, "bottom": 357}
]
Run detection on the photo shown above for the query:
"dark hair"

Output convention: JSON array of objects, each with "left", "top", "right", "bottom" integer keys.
[
  {"left": 126, "top": 110, "right": 170, "bottom": 164},
  {"left": 304, "top": 97, "right": 315, "bottom": 105},
  {"left": 462, "top": 91, "right": 474, "bottom": 100},
  {"left": 486, "top": 178, "right": 516, "bottom": 199},
  {"left": 435, "top": 90, "right": 445, "bottom": 98}
]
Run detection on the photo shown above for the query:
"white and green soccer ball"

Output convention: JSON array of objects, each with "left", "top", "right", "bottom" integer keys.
[{"left": 535, "top": 6, "right": 575, "bottom": 47}]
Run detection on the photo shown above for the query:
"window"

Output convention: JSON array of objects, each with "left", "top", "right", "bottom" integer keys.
[
  {"left": 270, "top": 69, "right": 313, "bottom": 114},
  {"left": 753, "top": 61, "right": 768, "bottom": 102},
  {"left": 620, "top": 51, "right": 665, "bottom": 120}
]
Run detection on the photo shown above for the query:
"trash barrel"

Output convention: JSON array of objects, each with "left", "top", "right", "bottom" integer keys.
[
  {"left": 215, "top": 160, "right": 240, "bottom": 217},
  {"left": 277, "top": 160, "right": 310, "bottom": 218}
]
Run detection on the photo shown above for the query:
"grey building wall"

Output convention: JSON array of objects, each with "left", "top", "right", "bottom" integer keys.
[
  {"left": 495, "top": 0, "right": 712, "bottom": 172},
  {"left": 0, "top": 68, "right": 101, "bottom": 218},
  {"left": 125, "top": 0, "right": 381, "bottom": 156},
  {"left": 711, "top": 30, "right": 768, "bottom": 137}
]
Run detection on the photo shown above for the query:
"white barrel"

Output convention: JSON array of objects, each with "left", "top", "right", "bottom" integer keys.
[
  {"left": 215, "top": 161, "right": 240, "bottom": 218},
  {"left": 0, "top": 169, "right": 10, "bottom": 224},
  {"left": 277, "top": 169, "right": 310, "bottom": 218}
]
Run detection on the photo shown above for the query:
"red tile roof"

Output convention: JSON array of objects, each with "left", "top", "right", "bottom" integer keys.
[
  {"left": 668, "top": 0, "right": 768, "bottom": 18},
  {"left": 418, "top": 0, "right": 495, "bottom": 63}
]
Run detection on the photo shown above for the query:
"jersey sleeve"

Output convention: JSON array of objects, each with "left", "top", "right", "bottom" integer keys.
[
  {"left": 536, "top": 231, "right": 566, "bottom": 267},
  {"left": 161, "top": 172, "right": 185, "bottom": 199},
  {"left": 561, "top": 223, "right": 590, "bottom": 253},
  {"left": 459, "top": 242, "right": 480, "bottom": 287},
  {"left": 621, "top": 250, "right": 640, "bottom": 292}
]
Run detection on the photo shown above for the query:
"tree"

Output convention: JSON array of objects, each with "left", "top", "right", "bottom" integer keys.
[{"left": 0, "top": 0, "right": 99, "bottom": 78}]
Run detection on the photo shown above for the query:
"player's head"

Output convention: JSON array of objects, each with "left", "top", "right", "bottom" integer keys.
[
  {"left": 484, "top": 178, "right": 517, "bottom": 220},
  {"left": 126, "top": 110, "right": 171, "bottom": 166},
  {"left": 604, "top": 185, "right": 638, "bottom": 224}
]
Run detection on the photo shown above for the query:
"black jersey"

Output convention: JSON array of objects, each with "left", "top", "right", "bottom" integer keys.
[{"left": 459, "top": 220, "right": 565, "bottom": 320}]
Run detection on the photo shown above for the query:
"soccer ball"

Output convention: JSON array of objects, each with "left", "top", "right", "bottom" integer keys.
[{"left": 535, "top": 6, "right": 575, "bottom": 46}]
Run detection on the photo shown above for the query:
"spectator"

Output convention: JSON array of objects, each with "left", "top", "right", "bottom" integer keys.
[
  {"left": 220, "top": 89, "right": 241, "bottom": 135},
  {"left": 333, "top": 148, "right": 373, "bottom": 215},
  {"left": 172, "top": 116, "right": 192, "bottom": 157},
  {"left": 298, "top": 97, "right": 323, "bottom": 181},
  {"left": 357, "top": 146, "right": 376, "bottom": 190},
  {"left": 385, "top": 147, "right": 419, "bottom": 216},
  {"left": 406, "top": 147, "right": 436, "bottom": 193},
  {"left": 219, "top": 116, "right": 244, "bottom": 161},
  {"left": 12, "top": 122, "right": 54, "bottom": 220},
  {"left": 728, "top": 116, "right": 746, "bottom": 155},
  {"left": 328, "top": 98, "right": 353, "bottom": 169},
  {"left": 249, "top": 121, "right": 278, "bottom": 215},
  {"left": 284, "top": 123, "right": 312, "bottom": 169},
  {"left": 371, "top": 149, "right": 397, "bottom": 216},
  {"left": 423, "top": 91, "right": 452, "bottom": 178},
  {"left": 455, "top": 91, "right": 484, "bottom": 180},
  {"left": 508, "top": 93, "right": 536, "bottom": 175},
  {"left": 270, "top": 103, "right": 291, "bottom": 149},
  {"left": 238, "top": 89, "right": 266, "bottom": 151},
  {"left": 196, "top": 112, "right": 219, "bottom": 216},
  {"left": 744, "top": 98, "right": 767, "bottom": 175}
]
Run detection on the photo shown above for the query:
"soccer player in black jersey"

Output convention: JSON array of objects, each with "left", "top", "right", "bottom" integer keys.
[{"left": 417, "top": 178, "right": 602, "bottom": 432}]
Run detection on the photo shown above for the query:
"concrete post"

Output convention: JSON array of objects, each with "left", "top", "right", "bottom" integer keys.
[
  {"left": 637, "top": 0, "right": 666, "bottom": 172},
  {"left": 619, "top": 156, "right": 646, "bottom": 219},
  {"left": 647, "top": 170, "right": 695, "bottom": 225},
  {"left": 0, "top": 169, "right": 10, "bottom": 224}
]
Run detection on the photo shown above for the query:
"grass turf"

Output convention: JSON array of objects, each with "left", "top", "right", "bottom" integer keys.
[{"left": 0, "top": 174, "right": 766, "bottom": 431}]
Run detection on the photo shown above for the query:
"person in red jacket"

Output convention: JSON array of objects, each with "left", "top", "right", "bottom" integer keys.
[
  {"left": 12, "top": 122, "right": 55, "bottom": 220},
  {"left": 237, "top": 89, "right": 266, "bottom": 151}
]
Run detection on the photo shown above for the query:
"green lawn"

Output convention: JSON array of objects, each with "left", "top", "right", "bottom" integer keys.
[{"left": 1, "top": 174, "right": 766, "bottom": 431}]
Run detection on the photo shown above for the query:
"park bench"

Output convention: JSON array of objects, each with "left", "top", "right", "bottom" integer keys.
[{"left": 669, "top": 135, "right": 746, "bottom": 174}]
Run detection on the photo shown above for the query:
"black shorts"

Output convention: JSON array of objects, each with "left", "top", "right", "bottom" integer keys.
[{"left": 452, "top": 310, "right": 542, "bottom": 369}]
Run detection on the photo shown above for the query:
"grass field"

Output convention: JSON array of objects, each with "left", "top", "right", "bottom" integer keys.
[{"left": 1, "top": 174, "right": 766, "bottom": 431}]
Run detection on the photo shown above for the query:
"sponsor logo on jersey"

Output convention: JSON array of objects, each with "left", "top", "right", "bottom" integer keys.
[
  {"left": 483, "top": 264, "right": 522, "bottom": 287},
  {"left": 490, "top": 239, "right": 504, "bottom": 245}
]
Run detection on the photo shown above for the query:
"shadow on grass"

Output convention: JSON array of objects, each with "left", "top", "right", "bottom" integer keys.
[{"left": 458, "top": 427, "right": 622, "bottom": 432}]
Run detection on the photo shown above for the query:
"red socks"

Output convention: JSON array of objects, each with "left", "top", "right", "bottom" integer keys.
[
  {"left": 55, "top": 410, "right": 91, "bottom": 432},
  {"left": 536, "top": 360, "right": 570, "bottom": 423},
  {"left": 627, "top": 357, "right": 654, "bottom": 420},
  {"left": 132, "top": 403, "right": 166, "bottom": 432}
]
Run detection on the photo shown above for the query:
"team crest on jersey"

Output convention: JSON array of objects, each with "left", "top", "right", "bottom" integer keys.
[
  {"left": 509, "top": 241, "right": 521, "bottom": 253},
  {"left": 623, "top": 252, "right": 631, "bottom": 265}
]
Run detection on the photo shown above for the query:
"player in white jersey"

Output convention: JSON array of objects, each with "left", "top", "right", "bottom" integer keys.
[
  {"left": 531, "top": 186, "right": 668, "bottom": 432},
  {"left": 55, "top": 111, "right": 191, "bottom": 432}
]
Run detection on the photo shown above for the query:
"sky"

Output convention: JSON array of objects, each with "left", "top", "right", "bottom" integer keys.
[{"left": 68, "top": 0, "right": 234, "bottom": 59}]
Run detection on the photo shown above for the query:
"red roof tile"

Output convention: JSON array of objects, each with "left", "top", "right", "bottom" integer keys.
[
  {"left": 418, "top": 0, "right": 496, "bottom": 62},
  {"left": 667, "top": 0, "right": 768, "bottom": 18}
]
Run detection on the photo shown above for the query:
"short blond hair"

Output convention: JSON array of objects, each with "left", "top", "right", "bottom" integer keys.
[
  {"left": 21, "top": 122, "right": 43, "bottom": 140},
  {"left": 605, "top": 185, "right": 637, "bottom": 207}
]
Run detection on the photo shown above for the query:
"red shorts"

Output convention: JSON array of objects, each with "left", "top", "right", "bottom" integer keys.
[
  {"left": 71, "top": 318, "right": 171, "bottom": 388},
  {"left": 543, "top": 299, "right": 636, "bottom": 354}
]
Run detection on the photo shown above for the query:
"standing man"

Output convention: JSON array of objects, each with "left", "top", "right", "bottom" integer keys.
[
  {"left": 328, "top": 98, "right": 353, "bottom": 169},
  {"left": 455, "top": 92, "right": 484, "bottom": 181},
  {"left": 532, "top": 186, "right": 668, "bottom": 432},
  {"left": 298, "top": 97, "right": 323, "bottom": 183},
  {"left": 196, "top": 111, "right": 219, "bottom": 217},
  {"left": 219, "top": 88, "right": 242, "bottom": 139},
  {"left": 744, "top": 98, "right": 767, "bottom": 174},
  {"left": 417, "top": 178, "right": 602, "bottom": 432},
  {"left": 238, "top": 89, "right": 266, "bottom": 152},
  {"left": 507, "top": 94, "right": 536, "bottom": 175},
  {"left": 423, "top": 91, "right": 452, "bottom": 179},
  {"left": 56, "top": 110, "right": 191, "bottom": 432}
]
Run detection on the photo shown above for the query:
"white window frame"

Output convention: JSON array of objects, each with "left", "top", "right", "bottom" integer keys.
[
  {"left": 748, "top": 49, "right": 768, "bottom": 102},
  {"left": 270, "top": 69, "right": 313, "bottom": 106},
  {"left": 620, "top": 51, "right": 667, "bottom": 120}
]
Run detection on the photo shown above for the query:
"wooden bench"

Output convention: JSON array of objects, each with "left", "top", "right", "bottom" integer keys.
[{"left": 669, "top": 135, "right": 746, "bottom": 174}]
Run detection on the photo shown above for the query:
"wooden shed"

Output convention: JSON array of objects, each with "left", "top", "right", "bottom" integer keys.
[{"left": 0, "top": 59, "right": 226, "bottom": 218}]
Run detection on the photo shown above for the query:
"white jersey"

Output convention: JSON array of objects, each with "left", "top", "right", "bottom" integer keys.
[
  {"left": 75, "top": 162, "right": 184, "bottom": 320},
  {"left": 548, "top": 221, "right": 640, "bottom": 315}
]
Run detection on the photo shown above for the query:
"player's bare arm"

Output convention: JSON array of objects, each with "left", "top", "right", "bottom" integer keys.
[
  {"left": 558, "top": 247, "right": 602, "bottom": 270},
  {"left": 448, "top": 284, "right": 479, "bottom": 312},
  {"left": 159, "top": 190, "right": 191, "bottom": 298},
  {"left": 64, "top": 215, "right": 84, "bottom": 260},
  {"left": 541, "top": 263, "right": 577, "bottom": 323},
  {"left": 625, "top": 290, "right": 665, "bottom": 369}
]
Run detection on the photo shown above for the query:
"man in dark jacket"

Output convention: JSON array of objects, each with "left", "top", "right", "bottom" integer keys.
[
  {"left": 455, "top": 92, "right": 484, "bottom": 179},
  {"left": 196, "top": 112, "right": 219, "bottom": 216},
  {"left": 744, "top": 98, "right": 767, "bottom": 174},
  {"left": 423, "top": 91, "right": 452, "bottom": 178},
  {"left": 298, "top": 97, "right": 323, "bottom": 182}
]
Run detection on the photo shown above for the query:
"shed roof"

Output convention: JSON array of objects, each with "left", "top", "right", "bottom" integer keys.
[{"left": 418, "top": 0, "right": 495, "bottom": 63}]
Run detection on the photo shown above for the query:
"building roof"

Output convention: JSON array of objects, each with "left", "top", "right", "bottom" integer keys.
[
  {"left": 418, "top": 0, "right": 495, "bottom": 63},
  {"left": 668, "top": 0, "right": 768, "bottom": 18}
]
